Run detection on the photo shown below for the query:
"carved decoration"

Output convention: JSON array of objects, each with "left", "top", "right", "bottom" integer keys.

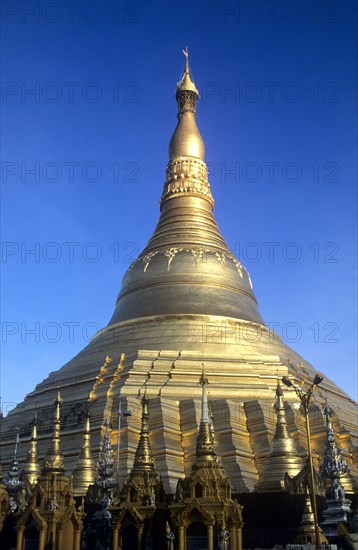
[{"left": 133, "top": 247, "right": 246, "bottom": 277}]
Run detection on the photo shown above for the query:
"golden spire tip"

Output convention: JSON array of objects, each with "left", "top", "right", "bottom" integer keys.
[{"left": 182, "top": 46, "right": 189, "bottom": 73}]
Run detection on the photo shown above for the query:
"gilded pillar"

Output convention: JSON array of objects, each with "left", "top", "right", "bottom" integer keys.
[
  {"left": 178, "top": 525, "right": 185, "bottom": 550},
  {"left": 112, "top": 527, "right": 119, "bottom": 550},
  {"left": 74, "top": 529, "right": 81, "bottom": 550},
  {"left": 207, "top": 524, "right": 214, "bottom": 550},
  {"left": 16, "top": 527, "right": 24, "bottom": 550},
  {"left": 137, "top": 524, "right": 144, "bottom": 550},
  {"left": 236, "top": 527, "right": 242, "bottom": 550},
  {"left": 56, "top": 528, "right": 63, "bottom": 549},
  {"left": 38, "top": 528, "right": 46, "bottom": 550},
  {"left": 230, "top": 527, "right": 236, "bottom": 549}
]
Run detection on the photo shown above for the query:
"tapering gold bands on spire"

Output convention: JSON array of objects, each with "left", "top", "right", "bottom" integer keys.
[
  {"left": 256, "top": 381, "right": 302, "bottom": 492},
  {"left": 132, "top": 392, "right": 155, "bottom": 472},
  {"left": 270, "top": 380, "right": 299, "bottom": 457},
  {"left": 72, "top": 411, "right": 96, "bottom": 497},
  {"left": 166, "top": 48, "right": 206, "bottom": 180},
  {"left": 161, "top": 156, "right": 213, "bottom": 206},
  {"left": 295, "top": 489, "right": 328, "bottom": 545},
  {"left": 22, "top": 415, "right": 41, "bottom": 486},
  {"left": 42, "top": 390, "right": 65, "bottom": 474}
]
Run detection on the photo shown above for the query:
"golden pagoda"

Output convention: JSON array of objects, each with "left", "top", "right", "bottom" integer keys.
[
  {"left": 111, "top": 390, "right": 165, "bottom": 549},
  {"left": 294, "top": 488, "right": 328, "bottom": 545},
  {"left": 0, "top": 50, "right": 357, "bottom": 510},
  {"left": 170, "top": 371, "right": 244, "bottom": 550},
  {"left": 255, "top": 381, "right": 303, "bottom": 492},
  {"left": 15, "top": 392, "right": 84, "bottom": 550}
]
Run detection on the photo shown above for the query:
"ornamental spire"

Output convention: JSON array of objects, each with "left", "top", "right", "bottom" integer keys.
[
  {"left": 270, "top": 380, "right": 301, "bottom": 457},
  {"left": 120, "top": 391, "right": 163, "bottom": 506},
  {"left": 176, "top": 47, "right": 199, "bottom": 111},
  {"left": 160, "top": 49, "right": 213, "bottom": 204},
  {"left": 320, "top": 402, "right": 347, "bottom": 481},
  {"left": 5, "top": 428, "right": 23, "bottom": 512},
  {"left": 196, "top": 368, "right": 216, "bottom": 460},
  {"left": 132, "top": 390, "right": 155, "bottom": 472},
  {"left": 42, "top": 390, "right": 65, "bottom": 474},
  {"left": 256, "top": 380, "right": 302, "bottom": 492},
  {"left": 295, "top": 488, "right": 319, "bottom": 544},
  {"left": 22, "top": 414, "right": 41, "bottom": 486},
  {"left": 94, "top": 417, "right": 116, "bottom": 532},
  {"left": 109, "top": 51, "right": 262, "bottom": 329},
  {"left": 72, "top": 411, "right": 96, "bottom": 497},
  {"left": 97, "top": 417, "right": 115, "bottom": 486}
]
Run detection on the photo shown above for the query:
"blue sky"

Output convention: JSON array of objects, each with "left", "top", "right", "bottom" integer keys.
[{"left": 1, "top": 0, "right": 357, "bottom": 412}]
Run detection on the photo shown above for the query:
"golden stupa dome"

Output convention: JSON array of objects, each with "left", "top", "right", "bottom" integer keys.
[{"left": 1, "top": 52, "right": 356, "bottom": 499}]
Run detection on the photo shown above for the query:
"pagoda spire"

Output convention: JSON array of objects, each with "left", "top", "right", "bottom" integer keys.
[
  {"left": 120, "top": 390, "right": 162, "bottom": 507},
  {"left": 295, "top": 487, "right": 328, "bottom": 545},
  {"left": 175, "top": 47, "right": 199, "bottom": 113},
  {"left": 5, "top": 428, "right": 23, "bottom": 511},
  {"left": 132, "top": 390, "right": 155, "bottom": 473},
  {"left": 108, "top": 51, "right": 263, "bottom": 328},
  {"left": 320, "top": 401, "right": 352, "bottom": 537},
  {"left": 42, "top": 390, "right": 65, "bottom": 474},
  {"left": 8, "top": 429, "right": 20, "bottom": 480},
  {"left": 295, "top": 488, "right": 318, "bottom": 543},
  {"left": 163, "top": 48, "right": 212, "bottom": 204},
  {"left": 72, "top": 411, "right": 96, "bottom": 497},
  {"left": 96, "top": 417, "right": 115, "bottom": 489},
  {"left": 320, "top": 401, "right": 347, "bottom": 482},
  {"left": 256, "top": 380, "right": 302, "bottom": 492},
  {"left": 22, "top": 414, "right": 41, "bottom": 486},
  {"left": 196, "top": 368, "right": 216, "bottom": 461},
  {"left": 270, "top": 380, "right": 301, "bottom": 457}
]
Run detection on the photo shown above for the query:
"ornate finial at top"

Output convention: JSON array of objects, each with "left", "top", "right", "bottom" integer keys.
[
  {"left": 22, "top": 414, "right": 41, "bottom": 486},
  {"left": 182, "top": 46, "right": 189, "bottom": 67},
  {"left": 176, "top": 46, "right": 199, "bottom": 101},
  {"left": 42, "top": 390, "right": 65, "bottom": 475}
]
